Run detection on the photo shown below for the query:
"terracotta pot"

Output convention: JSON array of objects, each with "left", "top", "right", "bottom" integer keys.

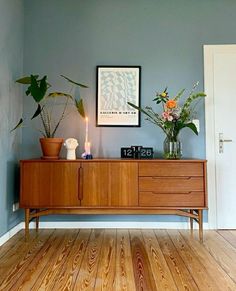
[{"left": 39, "top": 138, "right": 64, "bottom": 160}]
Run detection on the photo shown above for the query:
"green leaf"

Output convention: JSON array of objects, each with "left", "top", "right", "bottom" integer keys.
[
  {"left": 16, "top": 75, "right": 39, "bottom": 84},
  {"left": 30, "top": 75, "right": 47, "bottom": 103},
  {"left": 128, "top": 102, "right": 157, "bottom": 121},
  {"left": 47, "top": 92, "right": 73, "bottom": 99},
  {"left": 178, "top": 122, "right": 198, "bottom": 135},
  {"left": 39, "top": 76, "right": 47, "bottom": 96},
  {"left": 75, "top": 99, "right": 85, "bottom": 117},
  {"left": 10, "top": 118, "right": 23, "bottom": 132},
  {"left": 174, "top": 88, "right": 185, "bottom": 101},
  {"left": 26, "top": 88, "right": 31, "bottom": 96},
  {"left": 127, "top": 102, "right": 142, "bottom": 112},
  {"left": 184, "top": 122, "right": 198, "bottom": 135},
  {"left": 61, "top": 75, "right": 88, "bottom": 88},
  {"left": 31, "top": 104, "right": 42, "bottom": 120},
  {"left": 181, "top": 92, "right": 206, "bottom": 115},
  {"left": 153, "top": 97, "right": 159, "bottom": 101}
]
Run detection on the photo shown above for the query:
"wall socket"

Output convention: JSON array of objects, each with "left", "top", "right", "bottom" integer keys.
[{"left": 12, "top": 202, "right": 19, "bottom": 212}]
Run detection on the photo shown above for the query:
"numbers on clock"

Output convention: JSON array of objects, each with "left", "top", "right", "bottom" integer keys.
[
  {"left": 121, "top": 146, "right": 153, "bottom": 159},
  {"left": 121, "top": 148, "right": 134, "bottom": 158},
  {"left": 124, "top": 148, "right": 133, "bottom": 157},
  {"left": 140, "top": 148, "right": 153, "bottom": 159}
]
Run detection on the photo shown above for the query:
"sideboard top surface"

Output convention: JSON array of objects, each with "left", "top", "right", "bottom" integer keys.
[{"left": 20, "top": 158, "right": 207, "bottom": 163}]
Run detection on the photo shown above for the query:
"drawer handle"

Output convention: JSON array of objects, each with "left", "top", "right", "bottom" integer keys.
[
  {"left": 152, "top": 176, "right": 192, "bottom": 180},
  {"left": 78, "top": 166, "right": 83, "bottom": 200},
  {"left": 152, "top": 191, "right": 192, "bottom": 194}
]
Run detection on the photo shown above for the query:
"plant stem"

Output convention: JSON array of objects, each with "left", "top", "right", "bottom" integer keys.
[
  {"left": 52, "top": 96, "right": 69, "bottom": 137},
  {"left": 40, "top": 109, "right": 50, "bottom": 137}
]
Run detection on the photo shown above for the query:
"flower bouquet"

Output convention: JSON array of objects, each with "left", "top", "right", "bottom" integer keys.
[{"left": 128, "top": 82, "right": 206, "bottom": 159}]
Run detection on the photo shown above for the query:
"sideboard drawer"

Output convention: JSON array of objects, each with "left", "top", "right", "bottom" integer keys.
[
  {"left": 139, "top": 177, "right": 204, "bottom": 192},
  {"left": 139, "top": 162, "right": 203, "bottom": 177},
  {"left": 139, "top": 191, "right": 205, "bottom": 207}
]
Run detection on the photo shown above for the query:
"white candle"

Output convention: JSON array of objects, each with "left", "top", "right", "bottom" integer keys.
[
  {"left": 85, "top": 141, "right": 91, "bottom": 155},
  {"left": 85, "top": 117, "right": 88, "bottom": 143}
]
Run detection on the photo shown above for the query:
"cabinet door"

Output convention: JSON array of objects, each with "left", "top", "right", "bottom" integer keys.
[
  {"left": 110, "top": 162, "right": 138, "bottom": 206},
  {"left": 20, "top": 162, "right": 81, "bottom": 207},
  {"left": 80, "top": 162, "right": 138, "bottom": 207},
  {"left": 81, "top": 162, "right": 109, "bottom": 206}
]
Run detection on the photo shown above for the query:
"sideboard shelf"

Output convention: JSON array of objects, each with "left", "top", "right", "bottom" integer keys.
[{"left": 20, "top": 159, "right": 207, "bottom": 241}]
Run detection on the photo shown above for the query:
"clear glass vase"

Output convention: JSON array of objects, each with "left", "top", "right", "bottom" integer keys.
[{"left": 163, "top": 135, "right": 182, "bottom": 159}]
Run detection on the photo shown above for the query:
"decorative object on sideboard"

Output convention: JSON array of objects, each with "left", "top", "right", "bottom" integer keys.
[
  {"left": 81, "top": 117, "right": 93, "bottom": 159},
  {"left": 121, "top": 146, "right": 154, "bottom": 159},
  {"left": 96, "top": 66, "right": 141, "bottom": 127},
  {"left": 11, "top": 74, "right": 88, "bottom": 159},
  {"left": 64, "top": 138, "right": 79, "bottom": 160},
  {"left": 40, "top": 138, "right": 64, "bottom": 160},
  {"left": 128, "top": 82, "right": 206, "bottom": 159}
]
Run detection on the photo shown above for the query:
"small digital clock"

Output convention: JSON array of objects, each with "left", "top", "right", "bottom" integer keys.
[{"left": 121, "top": 146, "right": 154, "bottom": 159}]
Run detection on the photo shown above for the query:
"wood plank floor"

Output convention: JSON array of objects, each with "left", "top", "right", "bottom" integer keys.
[{"left": 0, "top": 229, "right": 235, "bottom": 290}]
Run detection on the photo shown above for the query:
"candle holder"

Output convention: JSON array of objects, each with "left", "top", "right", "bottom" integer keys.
[
  {"left": 81, "top": 152, "right": 93, "bottom": 159},
  {"left": 85, "top": 154, "right": 93, "bottom": 159},
  {"left": 81, "top": 141, "right": 93, "bottom": 159}
]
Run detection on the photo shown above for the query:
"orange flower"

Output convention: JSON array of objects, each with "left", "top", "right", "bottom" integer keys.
[{"left": 166, "top": 99, "right": 177, "bottom": 109}]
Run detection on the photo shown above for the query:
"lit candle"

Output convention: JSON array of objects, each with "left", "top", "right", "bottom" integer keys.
[
  {"left": 85, "top": 141, "right": 91, "bottom": 155},
  {"left": 85, "top": 117, "right": 88, "bottom": 143}
]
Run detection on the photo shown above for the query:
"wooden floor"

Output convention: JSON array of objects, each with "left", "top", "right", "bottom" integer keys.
[{"left": 0, "top": 229, "right": 236, "bottom": 290}]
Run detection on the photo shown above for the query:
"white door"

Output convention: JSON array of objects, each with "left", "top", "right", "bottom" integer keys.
[{"left": 204, "top": 45, "right": 236, "bottom": 229}]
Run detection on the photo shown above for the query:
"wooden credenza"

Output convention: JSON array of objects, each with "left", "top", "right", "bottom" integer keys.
[{"left": 20, "top": 159, "right": 207, "bottom": 241}]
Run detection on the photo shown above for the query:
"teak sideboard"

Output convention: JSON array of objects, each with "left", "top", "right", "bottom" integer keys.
[{"left": 20, "top": 159, "right": 208, "bottom": 241}]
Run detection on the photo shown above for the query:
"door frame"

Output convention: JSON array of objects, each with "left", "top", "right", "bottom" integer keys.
[{"left": 204, "top": 44, "right": 236, "bottom": 229}]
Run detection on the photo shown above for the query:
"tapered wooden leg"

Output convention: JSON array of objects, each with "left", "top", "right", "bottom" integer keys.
[
  {"left": 35, "top": 209, "right": 39, "bottom": 231},
  {"left": 198, "top": 209, "right": 203, "bottom": 243},
  {"left": 190, "top": 210, "right": 194, "bottom": 233},
  {"left": 25, "top": 208, "right": 30, "bottom": 240}
]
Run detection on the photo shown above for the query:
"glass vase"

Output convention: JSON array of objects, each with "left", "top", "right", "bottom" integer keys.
[{"left": 163, "top": 136, "right": 182, "bottom": 159}]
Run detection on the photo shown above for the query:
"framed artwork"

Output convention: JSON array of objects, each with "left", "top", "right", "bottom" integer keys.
[{"left": 96, "top": 66, "right": 141, "bottom": 127}]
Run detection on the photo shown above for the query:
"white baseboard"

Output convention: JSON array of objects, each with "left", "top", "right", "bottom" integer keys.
[
  {"left": 30, "top": 221, "right": 209, "bottom": 230},
  {"left": 0, "top": 221, "right": 209, "bottom": 246},
  {"left": 0, "top": 222, "right": 24, "bottom": 246}
]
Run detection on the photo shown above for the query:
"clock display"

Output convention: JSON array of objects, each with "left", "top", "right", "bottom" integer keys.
[{"left": 121, "top": 146, "right": 154, "bottom": 159}]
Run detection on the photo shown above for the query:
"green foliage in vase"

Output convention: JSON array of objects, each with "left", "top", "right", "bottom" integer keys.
[
  {"left": 128, "top": 82, "right": 206, "bottom": 140},
  {"left": 12, "top": 74, "right": 88, "bottom": 138}
]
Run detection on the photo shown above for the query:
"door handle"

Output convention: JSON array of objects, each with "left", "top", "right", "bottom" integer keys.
[
  {"left": 219, "top": 139, "right": 233, "bottom": 142},
  {"left": 78, "top": 166, "right": 83, "bottom": 200},
  {"left": 219, "top": 133, "right": 233, "bottom": 153}
]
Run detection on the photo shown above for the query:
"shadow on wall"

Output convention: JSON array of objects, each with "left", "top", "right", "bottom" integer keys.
[{"left": 6, "top": 161, "right": 23, "bottom": 228}]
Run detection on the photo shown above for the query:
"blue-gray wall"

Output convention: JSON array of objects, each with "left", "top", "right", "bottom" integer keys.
[
  {"left": 21, "top": 0, "right": 236, "bottom": 223},
  {"left": 0, "top": 0, "right": 24, "bottom": 236},
  {"left": 23, "top": 0, "right": 236, "bottom": 160}
]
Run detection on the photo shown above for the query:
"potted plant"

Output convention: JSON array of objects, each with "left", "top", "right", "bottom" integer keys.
[
  {"left": 12, "top": 74, "right": 88, "bottom": 159},
  {"left": 128, "top": 82, "right": 206, "bottom": 159}
]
